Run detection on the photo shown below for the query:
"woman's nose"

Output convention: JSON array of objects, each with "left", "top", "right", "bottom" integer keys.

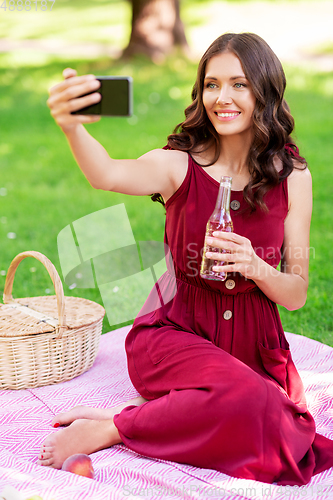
[{"left": 216, "top": 87, "right": 232, "bottom": 105}]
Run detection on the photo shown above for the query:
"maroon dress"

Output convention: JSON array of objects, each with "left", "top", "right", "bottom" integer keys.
[{"left": 114, "top": 154, "right": 333, "bottom": 485}]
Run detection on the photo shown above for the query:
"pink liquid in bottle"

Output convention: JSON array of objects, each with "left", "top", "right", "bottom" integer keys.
[{"left": 200, "top": 176, "right": 233, "bottom": 281}]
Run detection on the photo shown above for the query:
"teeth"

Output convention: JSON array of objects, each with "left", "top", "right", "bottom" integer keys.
[{"left": 217, "top": 112, "right": 240, "bottom": 118}]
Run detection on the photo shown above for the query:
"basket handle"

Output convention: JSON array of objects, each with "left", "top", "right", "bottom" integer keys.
[{"left": 3, "top": 251, "right": 67, "bottom": 336}]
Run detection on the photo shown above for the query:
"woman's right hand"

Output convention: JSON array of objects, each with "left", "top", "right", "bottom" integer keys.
[{"left": 47, "top": 68, "right": 102, "bottom": 133}]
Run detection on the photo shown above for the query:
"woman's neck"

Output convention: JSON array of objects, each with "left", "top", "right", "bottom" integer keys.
[
  {"left": 190, "top": 133, "right": 253, "bottom": 189},
  {"left": 194, "top": 134, "right": 251, "bottom": 174},
  {"left": 217, "top": 134, "right": 252, "bottom": 176}
]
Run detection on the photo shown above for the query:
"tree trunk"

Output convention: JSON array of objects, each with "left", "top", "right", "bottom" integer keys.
[{"left": 122, "top": 0, "right": 189, "bottom": 62}]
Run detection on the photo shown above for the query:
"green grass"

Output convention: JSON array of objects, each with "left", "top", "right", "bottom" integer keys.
[
  {"left": 0, "top": 1, "right": 332, "bottom": 344},
  {"left": 0, "top": 0, "right": 131, "bottom": 45},
  {"left": 0, "top": 55, "right": 196, "bottom": 333},
  {"left": 277, "top": 67, "right": 333, "bottom": 345}
]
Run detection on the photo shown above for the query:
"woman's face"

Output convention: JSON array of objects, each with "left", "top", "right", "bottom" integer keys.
[{"left": 202, "top": 51, "right": 256, "bottom": 140}]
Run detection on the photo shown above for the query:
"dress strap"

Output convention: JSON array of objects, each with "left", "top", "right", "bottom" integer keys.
[{"left": 284, "top": 143, "right": 305, "bottom": 161}]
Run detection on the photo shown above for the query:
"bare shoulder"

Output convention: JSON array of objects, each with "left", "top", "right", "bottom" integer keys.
[
  {"left": 274, "top": 156, "right": 311, "bottom": 183},
  {"left": 288, "top": 161, "right": 312, "bottom": 189},
  {"left": 139, "top": 148, "right": 188, "bottom": 167},
  {"left": 138, "top": 148, "right": 189, "bottom": 201},
  {"left": 287, "top": 162, "right": 312, "bottom": 211}
]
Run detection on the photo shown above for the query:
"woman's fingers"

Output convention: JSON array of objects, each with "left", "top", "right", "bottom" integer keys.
[
  {"left": 48, "top": 75, "right": 99, "bottom": 100},
  {"left": 206, "top": 232, "right": 250, "bottom": 251},
  {"left": 206, "top": 236, "right": 238, "bottom": 253},
  {"left": 63, "top": 67, "right": 77, "bottom": 79},
  {"left": 206, "top": 251, "right": 240, "bottom": 262},
  {"left": 59, "top": 90, "right": 101, "bottom": 114},
  {"left": 212, "top": 231, "right": 246, "bottom": 244},
  {"left": 205, "top": 231, "right": 259, "bottom": 279},
  {"left": 206, "top": 239, "right": 234, "bottom": 253},
  {"left": 48, "top": 91, "right": 100, "bottom": 118},
  {"left": 205, "top": 232, "right": 254, "bottom": 265},
  {"left": 47, "top": 72, "right": 102, "bottom": 131}
]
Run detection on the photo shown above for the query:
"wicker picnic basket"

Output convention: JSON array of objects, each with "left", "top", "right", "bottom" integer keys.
[{"left": 0, "top": 251, "right": 105, "bottom": 390}]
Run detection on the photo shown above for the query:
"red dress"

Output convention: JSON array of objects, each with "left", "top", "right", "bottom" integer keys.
[{"left": 114, "top": 154, "right": 333, "bottom": 485}]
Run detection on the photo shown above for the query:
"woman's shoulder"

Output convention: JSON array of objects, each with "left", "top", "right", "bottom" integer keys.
[
  {"left": 274, "top": 155, "right": 311, "bottom": 182},
  {"left": 287, "top": 159, "right": 312, "bottom": 190},
  {"left": 140, "top": 147, "right": 188, "bottom": 166},
  {"left": 272, "top": 155, "right": 311, "bottom": 210},
  {"left": 140, "top": 148, "right": 189, "bottom": 202},
  {"left": 288, "top": 160, "right": 312, "bottom": 181},
  {"left": 138, "top": 148, "right": 188, "bottom": 180},
  {"left": 287, "top": 161, "right": 312, "bottom": 211}
]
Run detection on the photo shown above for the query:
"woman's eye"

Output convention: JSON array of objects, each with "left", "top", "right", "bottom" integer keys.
[
  {"left": 206, "top": 82, "right": 217, "bottom": 89},
  {"left": 234, "top": 83, "right": 246, "bottom": 89}
]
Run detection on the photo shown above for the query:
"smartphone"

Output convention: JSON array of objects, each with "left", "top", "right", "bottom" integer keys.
[{"left": 72, "top": 76, "right": 133, "bottom": 117}]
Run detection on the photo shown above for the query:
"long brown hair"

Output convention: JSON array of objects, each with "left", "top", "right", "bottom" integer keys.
[{"left": 153, "top": 32, "right": 306, "bottom": 210}]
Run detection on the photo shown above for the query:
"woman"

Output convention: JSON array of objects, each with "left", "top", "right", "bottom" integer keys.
[{"left": 38, "top": 33, "right": 333, "bottom": 485}]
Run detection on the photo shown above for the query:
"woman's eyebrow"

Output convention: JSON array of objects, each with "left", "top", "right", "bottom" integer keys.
[
  {"left": 230, "top": 75, "right": 248, "bottom": 80},
  {"left": 204, "top": 75, "right": 248, "bottom": 81}
]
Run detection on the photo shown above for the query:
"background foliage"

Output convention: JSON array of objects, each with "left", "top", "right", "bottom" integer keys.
[{"left": 0, "top": 0, "right": 332, "bottom": 344}]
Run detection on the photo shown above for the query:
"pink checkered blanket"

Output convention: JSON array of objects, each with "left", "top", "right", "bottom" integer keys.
[{"left": 0, "top": 327, "right": 332, "bottom": 500}]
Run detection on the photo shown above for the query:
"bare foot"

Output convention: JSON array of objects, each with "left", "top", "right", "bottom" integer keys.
[
  {"left": 51, "top": 396, "right": 147, "bottom": 428},
  {"left": 37, "top": 418, "right": 121, "bottom": 469}
]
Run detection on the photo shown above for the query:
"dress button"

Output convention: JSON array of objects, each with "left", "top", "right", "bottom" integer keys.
[
  {"left": 225, "top": 279, "right": 236, "bottom": 290},
  {"left": 230, "top": 200, "right": 241, "bottom": 211},
  {"left": 223, "top": 310, "right": 233, "bottom": 320}
]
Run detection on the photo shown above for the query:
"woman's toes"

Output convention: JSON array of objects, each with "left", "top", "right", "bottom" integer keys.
[
  {"left": 43, "top": 445, "right": 53, "bottom": 453},
  {"left": 37, "top": 457, "right": 54, "bottom": 467},
  {"left": 38, "top": 437, "right": 55, "bottom": 460},
  {"left": 51, "top": 413, "right": 66, "bottom": 427},
  {"left": 50, "top": 406, "right": 87, "bottom": 427},
  {"left": 38, "top": 450, "right": 52, "bottom": 460}
]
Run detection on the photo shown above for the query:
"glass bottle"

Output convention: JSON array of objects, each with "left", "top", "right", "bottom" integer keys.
[{"left": 200, "top": 176, "right": 233, "bottom": 281}]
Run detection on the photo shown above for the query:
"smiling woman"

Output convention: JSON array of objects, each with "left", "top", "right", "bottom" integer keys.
[{"left": 38, "top": 31, "right": 333, "bottom": 487}]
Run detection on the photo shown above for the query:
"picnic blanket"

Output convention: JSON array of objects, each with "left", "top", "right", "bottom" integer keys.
[{"left": 0, "top": 326, "right": 332, "bottom": 500}]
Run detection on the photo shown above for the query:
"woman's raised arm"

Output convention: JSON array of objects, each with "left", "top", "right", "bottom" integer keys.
[{"left": 47, "top": 68, "right": 187, "bottom": 200}]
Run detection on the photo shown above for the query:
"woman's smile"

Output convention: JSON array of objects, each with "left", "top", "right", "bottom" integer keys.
[{"left": 215, "top": 111, "right": 241, "bottom": 120}]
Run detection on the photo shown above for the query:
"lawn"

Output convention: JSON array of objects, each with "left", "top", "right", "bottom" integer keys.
[{"left": 0, "top": 0, "right": 332, "bottom": 344}]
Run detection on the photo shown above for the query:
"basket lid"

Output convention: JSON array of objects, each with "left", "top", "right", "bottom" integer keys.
[{"left": 0, "top": 296, "right": 105, "bottom": 337}]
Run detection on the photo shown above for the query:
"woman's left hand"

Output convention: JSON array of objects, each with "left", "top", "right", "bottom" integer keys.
[{"left": 205, "top": 231, "right": 260, "bottom": 280}]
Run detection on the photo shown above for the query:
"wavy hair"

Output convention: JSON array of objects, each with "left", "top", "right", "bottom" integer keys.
[{"left": 152, "top": 32, "right": 306, "bottom": 210}]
